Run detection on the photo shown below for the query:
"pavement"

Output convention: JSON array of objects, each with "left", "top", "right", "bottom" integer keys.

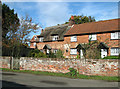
[{"left": 1, "top": 71, "right": 119, "bottom": 88}]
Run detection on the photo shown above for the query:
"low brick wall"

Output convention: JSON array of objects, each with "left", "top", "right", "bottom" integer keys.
[
  {"left": 0, "top": 57, "right": 11, "bottom": 69},
  {"left": 0, "top": 57, "right": 119, "bottom": 76}
]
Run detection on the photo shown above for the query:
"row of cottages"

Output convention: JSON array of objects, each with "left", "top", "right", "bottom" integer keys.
[{"left": 30, "top": 17, "right": 120, "bottom": 58}]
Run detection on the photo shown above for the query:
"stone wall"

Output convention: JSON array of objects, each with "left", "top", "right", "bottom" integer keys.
[{"left": 0, "top": 57, "right": 119, "bottom": 76}]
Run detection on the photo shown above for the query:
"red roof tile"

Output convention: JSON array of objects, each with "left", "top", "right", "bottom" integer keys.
[{"left": 65, "top": 19, "right": 120, "bottom": 36}]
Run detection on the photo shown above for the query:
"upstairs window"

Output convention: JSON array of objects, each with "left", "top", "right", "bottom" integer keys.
[
  {"left": 70, "top": 48, "right": 77, "bottom": 55},
  {"left": 89, "top": 34, "right": 97, "bottom": 41},
  {"left": 33, "top": 42, "right": 36, "bottom": 46},
  {"left": 111, "top": 48, "right": 120, "bottom": 56},
  {"left": 71, "top": 36, "right": 77, "bottom": 42},
  {"left": 34, "top": 36, "right": 37, "bottom": 40},
  {"left": 111, "top": 32, "right": 120, "bottom": 39},
  {"left": 39, "top": 37, "right": 44, "bottom": 42},
  {"left": 52, "top": 35, "right": 59, "bottom": 41}
]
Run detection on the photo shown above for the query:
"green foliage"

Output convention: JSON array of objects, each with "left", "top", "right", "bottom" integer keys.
[
  {"left": 66, "top": 15, "right": 95, "bottom": 24},
  {"left": 76, "top": 54, "right": 80, "bottom": 59},
  {"left": 56, "top": 50, "right": 64, "bottom": 58},
  {"left": 48, "top": 51, "right": 56, "bottom": 58},
  {"left": 103, "top": 56, "right": 120, "bottom": 59},
  {"left": 2, "top": 3, "right": 20, "bottom": 57},
  {"left": 28, "top": 49, "right": 47, "bottom": 58},
  {"left": 68, "top": 68, "right": 77, "bottom": 77},
  {"left": 2, "top": 3, "right": 20, "bottom": 38}
]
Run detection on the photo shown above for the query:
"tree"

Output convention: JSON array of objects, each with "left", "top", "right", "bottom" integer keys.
[
  {"left": 2, "top": 3, "right": 20, "bottom": 56},
  {"left": 2, "top": 3, "right": 40, "bottom": 58},
  {"left": 65, "top": 15, "right": 95, "bottom": 24}
]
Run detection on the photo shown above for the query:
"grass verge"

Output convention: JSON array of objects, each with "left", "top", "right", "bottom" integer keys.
[{"left": 1, "top": 68, "right": 119, "bottom": 82}]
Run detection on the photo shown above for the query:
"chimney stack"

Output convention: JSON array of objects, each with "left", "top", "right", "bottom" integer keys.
[
  {"left": 41, "top": 29, "right": 44, "bottom": 33},
  {"left": 68, "top": 15, "right": 75, "bottom": 26}
]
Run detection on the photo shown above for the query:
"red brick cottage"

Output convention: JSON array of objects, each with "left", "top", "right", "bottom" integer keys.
[{"left": 30, "top": 18, "right": 120, "bottom": 58}]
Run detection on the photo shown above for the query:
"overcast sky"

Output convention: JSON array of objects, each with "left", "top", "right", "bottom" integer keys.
[{"left": 2, "top": 1, "right": 119, "bottom": 38}]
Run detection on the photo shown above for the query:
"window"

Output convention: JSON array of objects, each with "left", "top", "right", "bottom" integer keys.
[
  {"left": 52, "top": 35, "right": 59, "bottom": 41},
  {"left": 53, "top": 49, "right": 58, "bottom": 54},
  {"left": 39, "top": 37, "right": 44, "bottom": 42},
  {"left": 40, "top": 49, "right": 43, "bottom": 53},
  {"left": 89, "top": 34, "right": 97, "bottom": 41},
  {"left": 71, "top": 36, "right": 77, "bottom": 42},
  {"left": 33, "top": 42, "right": 36, "bottom": 46},
  {"left": 111, "top": 48, "right": 120, "bottom": 56},
  {"left": 70, "top": 49, "right": 77, "bottom": 55},
  {"left": 47, "top": 49, "right": 49, "bottom": 54},
  {"left": 111, "top": 32, "right": 120, "bottom": 39},
  {"left": 34, "top": 36, "right": 37, "bottom": 40}
]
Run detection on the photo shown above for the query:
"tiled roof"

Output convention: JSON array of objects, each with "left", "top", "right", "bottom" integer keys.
[{"left": 65, "top": 19, "right": 120, "bottom": 36}]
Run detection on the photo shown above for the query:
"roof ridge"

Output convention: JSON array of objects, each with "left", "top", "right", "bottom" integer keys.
[{"left": 74, "top": 18, "right": 120, "bottom": 26}]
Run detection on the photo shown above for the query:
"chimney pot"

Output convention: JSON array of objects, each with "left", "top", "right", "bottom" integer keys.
[{"left": 71, "top": 16, "right": 74, "bottom": 20}]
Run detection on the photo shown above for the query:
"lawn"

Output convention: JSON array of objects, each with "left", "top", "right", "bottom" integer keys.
[{"left": 1, "top": 68, "right": 119, "bottom": 82}]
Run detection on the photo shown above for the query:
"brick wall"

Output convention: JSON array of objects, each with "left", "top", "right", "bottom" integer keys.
[
  {"left": 1, "top": 57, "right": 119, "bottom": 76},
  {"left": 0, "top": 57, "right": 11, "bottom": 69},
  {"left": 30, "top": 32, "right": 119, "bottom": 58},
  {"left": 19, "top": 58, "right": 119, "bottom": 76}
]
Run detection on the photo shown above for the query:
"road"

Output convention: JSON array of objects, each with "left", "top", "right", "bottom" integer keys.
[{"left": 1, "top": 71, "right": 119, "bottom": 88}]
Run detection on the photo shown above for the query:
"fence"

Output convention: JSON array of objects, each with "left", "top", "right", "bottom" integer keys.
[{"left": 0, "top": 57, "right": 119, "bottom": 76}]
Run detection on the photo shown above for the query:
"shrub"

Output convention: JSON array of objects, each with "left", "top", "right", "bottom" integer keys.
[
  {"left": 28, "top": 49, "right": 47, "bottom": 58},
  {"left": 56, "top": 50, "right": 64, "bottom": 58},
  {"left": 48, "top": 51, "right": 56, "bottom": 58},
  {"left": 68, "top": 68, "right": 77, "bottom": 77}
]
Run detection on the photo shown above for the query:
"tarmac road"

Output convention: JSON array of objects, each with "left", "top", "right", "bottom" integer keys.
[{"left": 1, "top": 71, "right": 119, "bottom": 88}]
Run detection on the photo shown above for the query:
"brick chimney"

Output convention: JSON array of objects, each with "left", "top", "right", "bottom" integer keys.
[
  {"left": 68, "top": 15, "right": 75, "bottom": 26},
  {"left": 41, "top": 29, "right": 44, "bottom": 33}
]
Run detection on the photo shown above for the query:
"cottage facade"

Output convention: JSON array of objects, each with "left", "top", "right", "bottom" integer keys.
[{"left": 30, "top": 18, "right": 120, "bottom": 58}]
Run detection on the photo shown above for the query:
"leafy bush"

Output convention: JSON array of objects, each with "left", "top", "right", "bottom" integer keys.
[
  {"left": 28, "top": 49, "right": 47, "bottom": 58},
  {"left": 68, "top": 68, "right": 77, "bottom": 77},
  {"left": 103, "top": 56, "right": 120, "bottom": 59},
  {"left": 56, "top": 50, "right": 64, "bottom": 58},
  {"left": 48, "top": 51, "right": 56, "bottom": 58}
]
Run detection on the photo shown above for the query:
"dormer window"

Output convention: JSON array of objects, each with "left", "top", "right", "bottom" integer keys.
[
  {"left": 34, "top": 36, "right": 37, "bottom": 40},
  {"left": 52, "top": 35, "right": 59, "bottom": 41},
  {"left": 39, "top": 37, "right": 44, "bottom": 42},
  {"left": 33, "top": 42, "right": 36, "bottom": 46}
]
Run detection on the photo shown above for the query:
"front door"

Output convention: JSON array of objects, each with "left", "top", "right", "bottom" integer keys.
[
  {"left": 101, "top": 49, "right": 107, "bottom": 58},
  {"left": 80, "top": 49, "right": 84, "bottom": 59}
]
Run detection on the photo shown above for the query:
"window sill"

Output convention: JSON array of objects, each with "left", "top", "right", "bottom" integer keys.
[{"left": 71, "top": 41, "right": 77, "bottom": 42}]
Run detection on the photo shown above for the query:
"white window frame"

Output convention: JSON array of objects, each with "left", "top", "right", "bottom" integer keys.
[
  {"left": 70, "top": 48, "right": 77, "bottom": 55},
  {"left": 71, "top": 36, "right": 77, "bottom": 42},
  {"left": 39, "top": 37, "right": 44, "bottom": 42},
  {"left": 34, "top": 36, "right": 37, "bottom": 40},
  {"left": 33, "top": 42, "right": 36, "bottom": 46},
  {"left": 111, "top": 32, "right": 120, "bottom": 40},
  {"left": 89, "top": 34, "right": 97, "bottom": 41},
  {"left": 111, "top": 48, "right": 120, "bottom": 56},
  {"left": 52, "top": 35, "right": 59, "bottom": 41},
  {"left": 53, "top": 49, "right": 58, "bottom": 54},
  {"left": 47, "top": 49, "right": 49, "bottom": 54}
]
